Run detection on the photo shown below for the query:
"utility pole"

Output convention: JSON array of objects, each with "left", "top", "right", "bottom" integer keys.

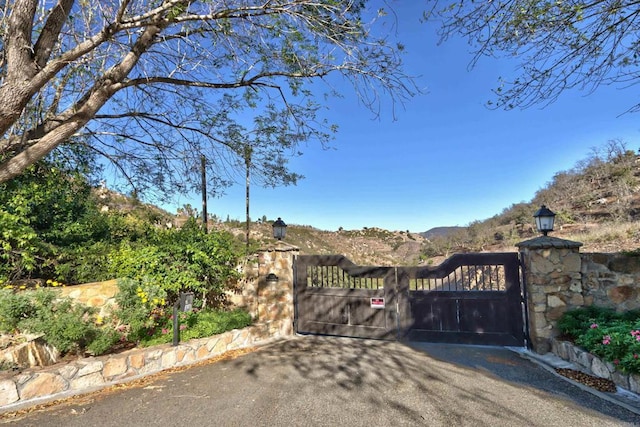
[
  {"left": 201, "top": 154, "right": 208, "bottom": 233},
  {"left": 244, "top": 145, "right": 252, "bottom": 253}
]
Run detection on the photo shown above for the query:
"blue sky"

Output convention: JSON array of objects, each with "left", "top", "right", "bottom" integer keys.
[{"left": 167, "top": 2, "right": 640, "bottom": 233}]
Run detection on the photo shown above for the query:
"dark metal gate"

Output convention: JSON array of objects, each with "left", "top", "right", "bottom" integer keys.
[
  {"left": 294, "top": 255, "right": 397, "bottom": 339},
  {"left": 294, "top": 252, "right": 526, "bottom": 346},
  {"left": 398, "top": 253, "right": 525, "bottom": 346}
]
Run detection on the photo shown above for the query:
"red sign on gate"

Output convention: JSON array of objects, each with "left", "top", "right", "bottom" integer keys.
[{"left": 370, "top": 297, "right": 385, "bottom": 309}]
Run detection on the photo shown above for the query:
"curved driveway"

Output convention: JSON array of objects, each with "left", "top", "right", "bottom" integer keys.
[{"left": 3, "top": 336, "right": 639, "bottom": 426}]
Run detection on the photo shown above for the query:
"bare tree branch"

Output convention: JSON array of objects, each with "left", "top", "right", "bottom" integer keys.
[{"left": 0, "top": 0, "right": 416, "bottom": 199}]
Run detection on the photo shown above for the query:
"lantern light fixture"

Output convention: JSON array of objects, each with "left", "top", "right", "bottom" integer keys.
[
  {"left": 533, "top": 205, "right": 556, "bottom": 236},
  {"left": 272, "top": 217, "right": 287, "bottom": 241}
]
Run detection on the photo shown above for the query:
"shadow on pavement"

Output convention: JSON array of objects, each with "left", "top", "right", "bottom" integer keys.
[{"left": 231, "top": 335, "right": 640, "bottom": 425}]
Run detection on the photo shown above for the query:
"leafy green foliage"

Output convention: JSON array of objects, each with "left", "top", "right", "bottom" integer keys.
[
  {"left": 0, "top": 160, "right": 112, "bottom": 282},
  {"left": 111, "top": 278, "right": 251, "bottom": 348},
  {"left": 140, "top": 308, "right": 252, "bottom": 347},
  {"left": 181, "top": 309, "right": 252, "bottom": 341},
  {"left": 558, "top": 307, "right": 640, "bottom": 374},
  {"left": 0, "top": 154, "right": 250, "bottom": 357},
  {"left": 111, "top": 278, "right": 168, "bottom": 344},
  {"left": 86, "top": 328, "right": 120, "bottom": 356},
  {"left": 0, "top": 203, "right": 41, "bottom": 280},
  {"left": 0, "top": 290, "right": 36, "bottom": 332},
  {"left": 557, "top": 306, "right": 619, "bottom": 339},
  {"left": 0, "top": 288, "right": 117, "bottom": 356},
  {"left": 108, "top": 219, "right": 240, "bottom": 303}
]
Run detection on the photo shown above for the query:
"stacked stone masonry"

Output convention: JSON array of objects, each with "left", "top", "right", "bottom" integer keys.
[
  {"left": 581, "top": 253, "right": 640, "bottom": 311},
  {"left": 58, "top": 279, "right": 119, "bottom": 317},
  {"left": 0, "top": 320, "right": 290, "bottom": 411},
  {"left": 552, "top": 339, "right": 640, "bottom": 394},
  {"left": 518, "top": 236, "right": 640, "bottom": 354},
  {"left": 0, "top": 244, "right": 299, "bottom": 413},
  {"left": 230, "top": 242, "right": 297, "bottom": 328}
]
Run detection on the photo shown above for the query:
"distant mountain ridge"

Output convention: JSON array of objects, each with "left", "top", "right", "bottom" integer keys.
[
  {"left": 104, "top": 142, "right": 640, "bottom": 266},
  {"left": 420, "top": 226, "right": 466, "bottom": 239}
]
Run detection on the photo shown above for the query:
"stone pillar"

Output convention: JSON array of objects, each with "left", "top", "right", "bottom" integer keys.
[
  {"left": 256, "top": 242, "right": 299, "bottom": 336},
  {"left": 516, "top": 236, "right": 583, "bottom": 354}
]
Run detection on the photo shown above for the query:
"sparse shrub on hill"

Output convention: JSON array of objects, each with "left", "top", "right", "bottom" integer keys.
[
  {"left": 533, "top": 140, "right": 639, "bottom": 222},
  {"left": 417, "top": 140, "right": 640, "bottom": 260}
]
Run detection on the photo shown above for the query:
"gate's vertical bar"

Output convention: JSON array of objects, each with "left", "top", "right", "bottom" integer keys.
[
  {"left": 293, "top": 254, "right": 300, "bottom": 335},
  {"left": 395, "top": 266, "right": 400, "bottom": 339},
  {"left": 395, "top": 267, "right": 412, "bottom": 340}
]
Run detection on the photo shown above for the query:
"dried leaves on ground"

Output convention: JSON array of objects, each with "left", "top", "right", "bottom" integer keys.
[{"left": 555, "top": 368, "right": 617, "bottom": 393}]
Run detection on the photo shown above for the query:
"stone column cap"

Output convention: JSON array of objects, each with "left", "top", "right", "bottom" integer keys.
[
  {"left": 516, "top": 236, "right": 583, "bottom": 250},
  {"left": 265, "top": 241, "right": 299, "bottom": 252}
]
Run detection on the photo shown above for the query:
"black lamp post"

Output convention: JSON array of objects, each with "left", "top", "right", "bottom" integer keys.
[
  {"left": 534, "top": 205, "right": 556, "bottom": 236},
  {"left": 272, "top": 217, "right": 287, "bottom": 241}
]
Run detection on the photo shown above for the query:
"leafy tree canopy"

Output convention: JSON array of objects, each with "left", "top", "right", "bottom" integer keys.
[
  {"left": 0, "top": 0, "right": 415, "bottom": 201},
  {"left": 426, "top": 0, "right": 640, "bottom": 110},
  {"left": 0, "top": 154, "right": 106, "bottom": 280}
]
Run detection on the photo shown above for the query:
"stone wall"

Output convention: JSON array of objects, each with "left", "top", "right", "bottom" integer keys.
[
  {"left": 0, "top": 321, "right": 289, "bottom": 412},
  {"left": 518, "top": 236, "right": 640, "bottom": 353},
  {"left": 58, "top": 279, "right": 119, "bottom": 317},
  {"left": 230, "top": 242, "right": 298, "bottom": 334},
  {"left": 517, "top": 236, "right": 584, "bottom": 353},
  {"left": 552, "top": 339, "right": 640, "bottom": 393},
  {"left": 0, "top": 244, "right": 299, "bottom": 413},
  {"left": 581, "top": 253, "right": 640, "bottom": 311}
]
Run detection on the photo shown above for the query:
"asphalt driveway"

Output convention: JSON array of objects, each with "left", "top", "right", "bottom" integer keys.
[{"left": 2, "top": 335, "right": 639, "bottom": 426}]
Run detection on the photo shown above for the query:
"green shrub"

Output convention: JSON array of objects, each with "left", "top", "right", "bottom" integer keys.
[
  {"left": 52, "top": 241, "right": 113, "bottom": 284},
  {"left": 0, "top": 288, "right": 116, "bottom": 356},
  {"left": 18, "top": 290, "right": 98, "bottom": 354},
  {"left": 108, "top": 219, "right": 240, "bottom": 305},
  {"left": 0, "top": 159, "right": 130, "bottom": 283},
  {"left": 0, "top": 289, "right": 36, "bottom": 333},
  {"left": 86, "top": 328, "right": 120, "bottom": 356},
  {"left": 111, "top": 277, "right": 167, "bottom": 344},
  {"left": 559, "top": 307, "right": 640, "bottom": 374},
  {"left": 139, "top": 308, "right": 252, "bottom": 347},
  {"left": 180, "top": 309, "right": 252, "bottom": 341},
  {"left": 0, "top": 210, "right": 40, "bottom": 282},
  {"left": 557, "top": 306, "right": 618, "bottom": 339}
]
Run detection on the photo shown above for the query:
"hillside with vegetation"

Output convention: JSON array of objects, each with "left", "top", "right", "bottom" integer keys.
[
  {"left": 1, "top": 140, "right": 637, "bottom": 363},
  {"left": 452, "top": 140, "right": 640, "bottom": 255},
  {"left": 216, "top": 141, "right": 640, "bottom": 265},
  {"left": 2, "top": 140, "right": 639, "bottom": 283}
]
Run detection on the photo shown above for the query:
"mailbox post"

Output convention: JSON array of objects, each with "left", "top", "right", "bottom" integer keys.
[{"left": 172, "top": 291, "right": 195, "bottom": 346}]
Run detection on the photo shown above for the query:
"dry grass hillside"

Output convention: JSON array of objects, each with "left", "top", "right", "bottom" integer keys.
[
  {"left": 101, "top": 141, "right": 639, "bottom": 267},
  {"left": 212, "top": 221, "right": 430, "bottom": 266},
  {"left": 211, "top": 141, "right": 640, "bottom": 266}
]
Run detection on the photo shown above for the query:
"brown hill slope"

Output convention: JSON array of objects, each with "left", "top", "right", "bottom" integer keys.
[
  {"left": 213, "top": 142, "right": 640, "bottom": 265},
  {"left": 212, "top": 221, "right": 430, "bottom": 266},
  {"left": 105, "top": 141, "right": 640, "bottom": 266}
]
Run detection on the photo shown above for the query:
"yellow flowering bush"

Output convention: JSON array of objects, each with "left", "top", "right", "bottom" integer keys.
[{"left": 111, "top": 278, "right": 169, "bottom": 343}]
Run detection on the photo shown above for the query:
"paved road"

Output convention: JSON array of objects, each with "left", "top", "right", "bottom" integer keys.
[{"left": 2, "top": 336, "right": 640, "bottom": 426}]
